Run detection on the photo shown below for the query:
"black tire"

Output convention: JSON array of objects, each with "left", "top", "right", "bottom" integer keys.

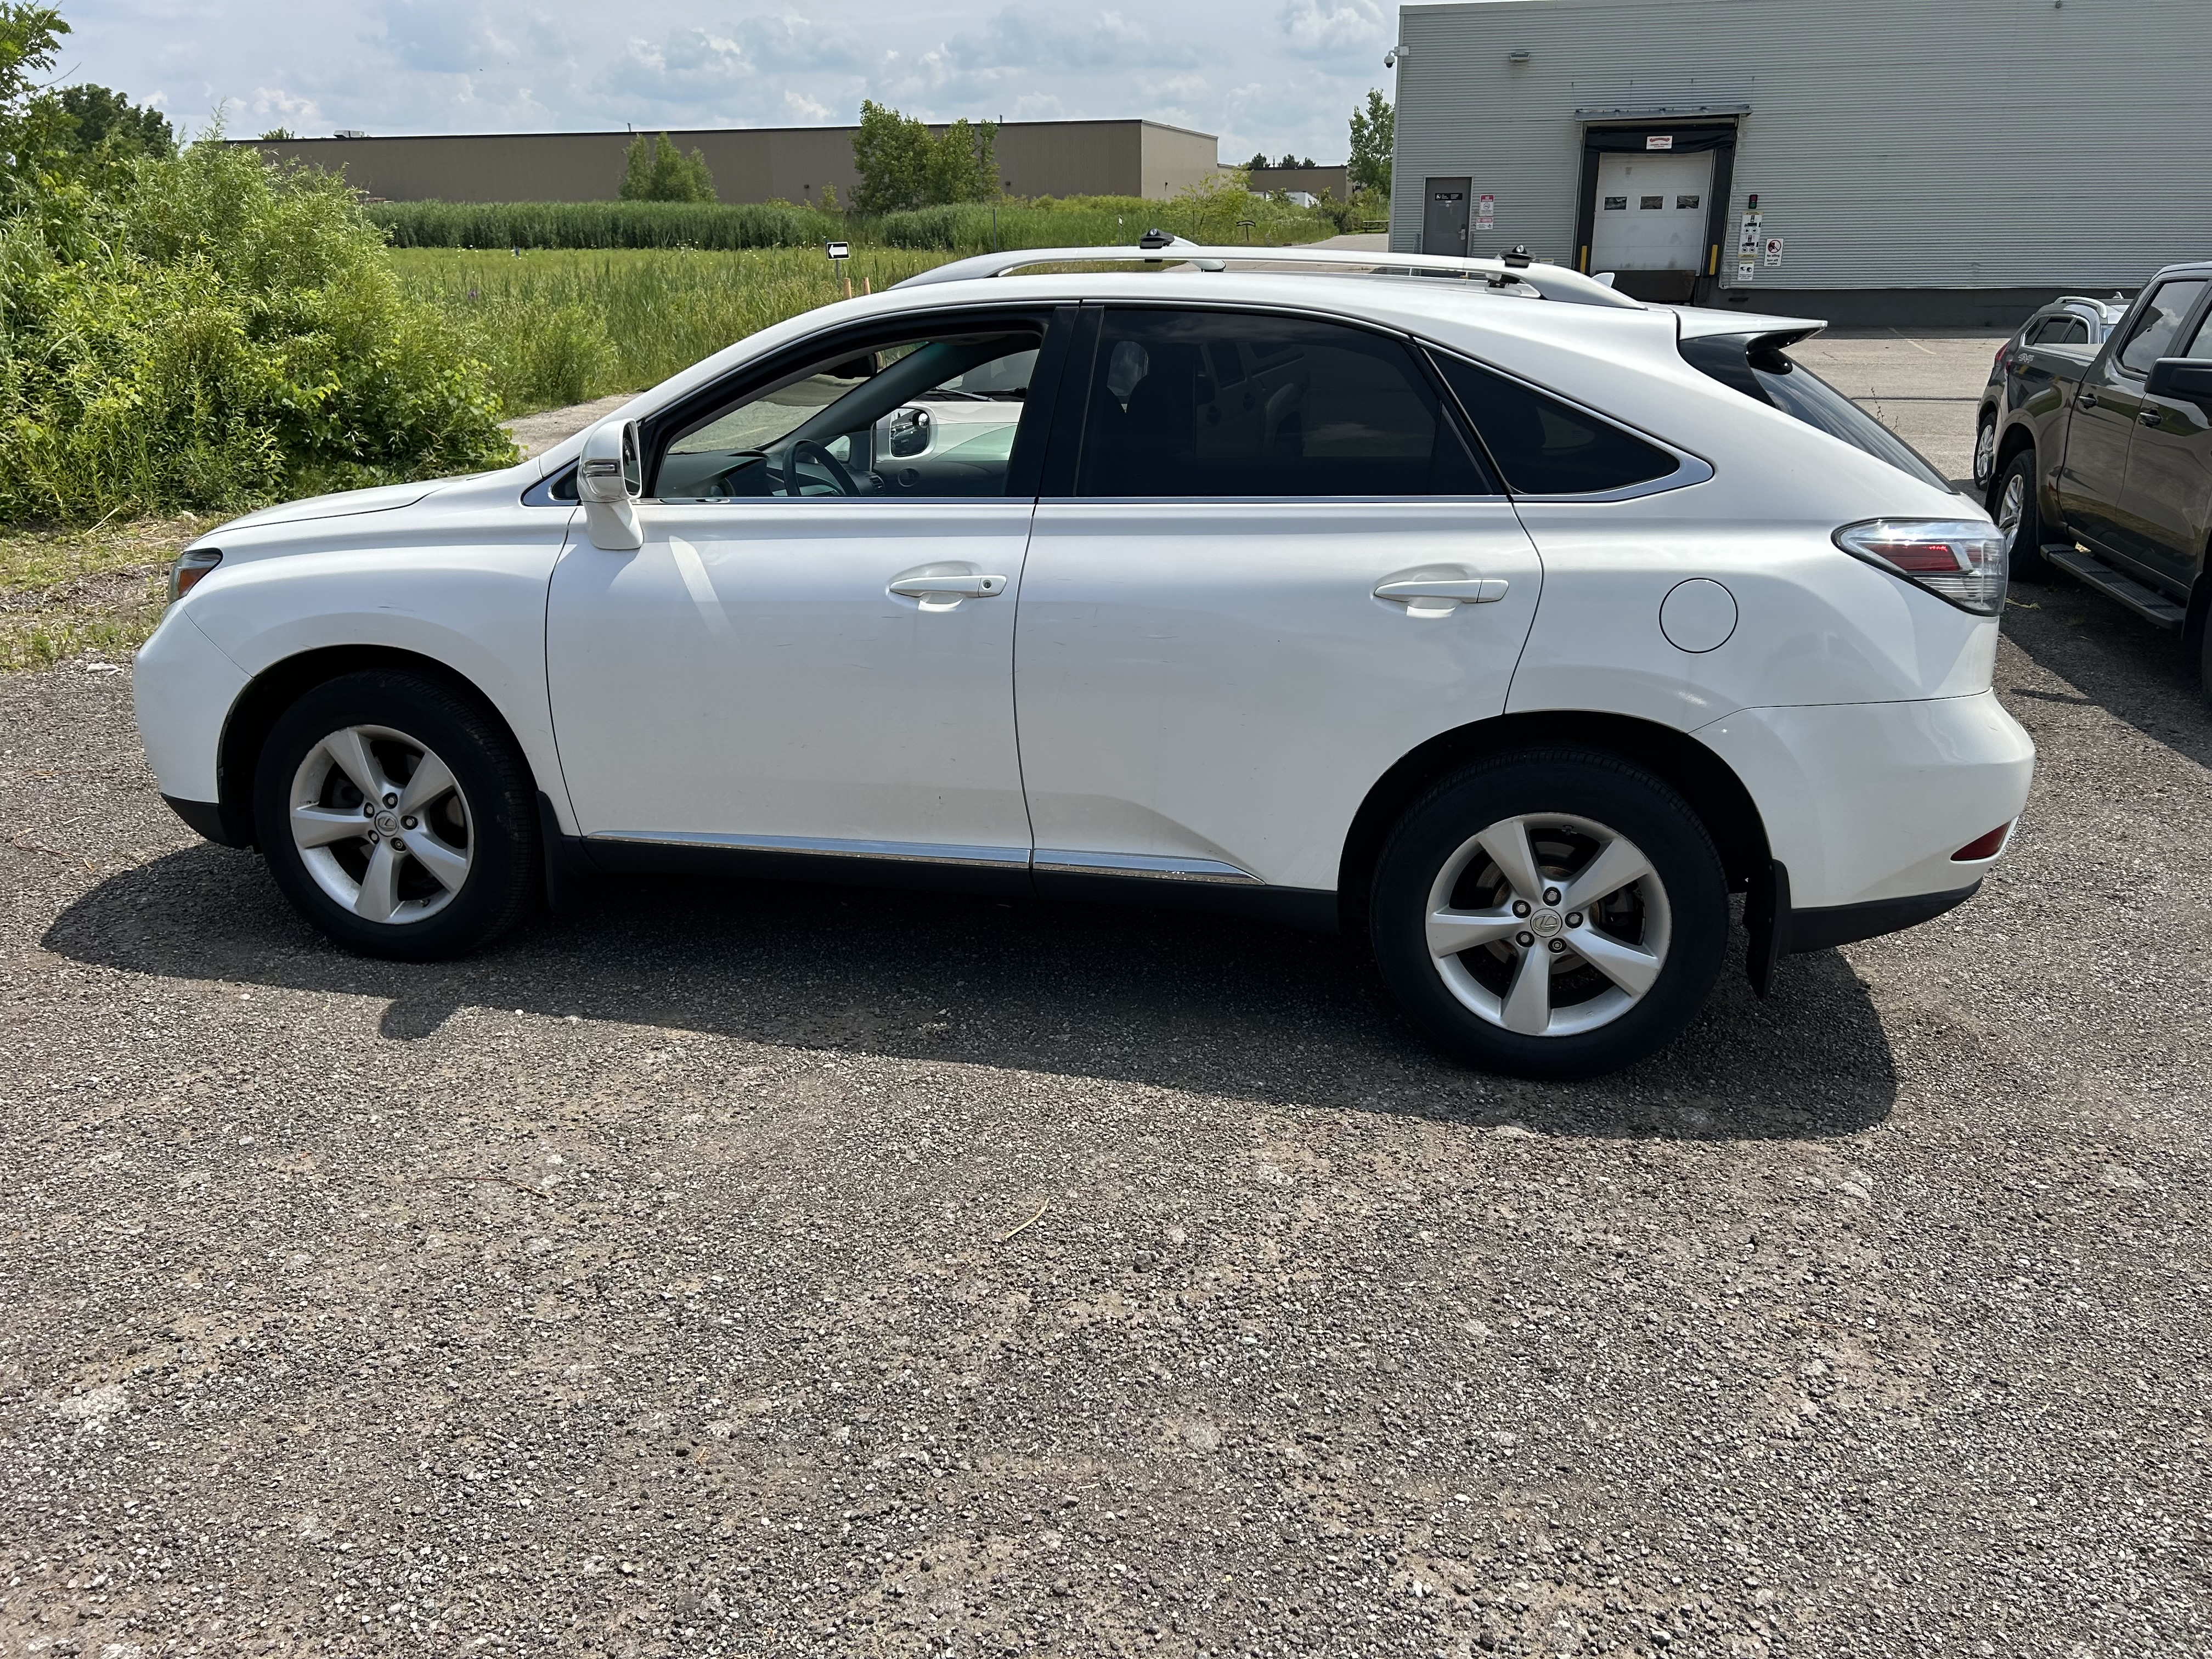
[
  {"left": 1368, "top": 749, "right": 1728, "bottom": 1080},
  {"left": 1991, "top": 448, "right": 2052, "bottom": 583},
  {"left": 252, "top": 669, "right": 539, "bottom": 960},
  {"left": 2198, "top": 609, "right": 2212, "bottom": 708},
  {"left": 1972, "top": 414, "right": 1997, "bottom": 490}
]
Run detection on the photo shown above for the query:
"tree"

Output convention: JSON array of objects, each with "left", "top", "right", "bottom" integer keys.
[
  {"left": 0, "top": 2, "right": 70, "bottom": 210},
  {"left": 1243, "top": 150, "right": 1268, "bottom": 170},
  {"left": 852, "top": 100, "right": 998, "bottom": 213},
  {"left": 259, "top": 126, "right": 296, "bottom": 141},
  {"left": 618, "top": 131, "right": 715, "bottom": 202},
  {"left": 1273, "top": 153, "right": 1316, "bottom": 170},
  {"left": 1348, "top": 88, "right": 1392, "bottom": 197},
  {"left": 56, "top": 83, "right": 174, "bottom": 159}
]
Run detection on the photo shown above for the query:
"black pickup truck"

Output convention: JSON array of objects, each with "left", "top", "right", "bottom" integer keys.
[{"left": 1986, "top": 261, "right": 2212, "bottom": 698}]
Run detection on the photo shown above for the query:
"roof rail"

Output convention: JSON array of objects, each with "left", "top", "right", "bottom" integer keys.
[{"left": 892, "top": 238, "right": 1645, "bottom": 309}]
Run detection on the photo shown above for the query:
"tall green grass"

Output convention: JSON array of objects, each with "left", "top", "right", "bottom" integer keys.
[
  {"left": 369, "top": 199, "right": 844, "bottom": 251},
  {"left": 874, "top": 193, "right": 1342, "bottom": 253},
  {"left": 369, "top": 191, "right": 1344, "bottom": 255},
  {"left": 389, "top": 246, "right": 948, "bottom": 415}
]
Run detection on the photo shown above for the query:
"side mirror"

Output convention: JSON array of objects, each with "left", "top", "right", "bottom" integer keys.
[
  {"left": 2145, "top": 357, "right": 2212, "bottom": 404},
  {"left": 579, "top": 420, "right": 643, "bottom": 550}
]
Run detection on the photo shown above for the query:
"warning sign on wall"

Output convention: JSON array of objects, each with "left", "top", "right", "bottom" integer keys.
[
  {"left": 1736, "top": 259, "right": 1757, "bottom": 283},
  {"left": 1645, "top": 134, "right": 1674, "bottom": 150},
  {"left": 1476, "top": 193, "right": 1495, "bottom": 229},
  {"left": 1763, "top": 236, "right": 1785, "bottom": 267}
]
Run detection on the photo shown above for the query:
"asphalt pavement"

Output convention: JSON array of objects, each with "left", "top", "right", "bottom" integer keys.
[{"left": 2, "top": 357, "right": 2209, "bottom": 1659}]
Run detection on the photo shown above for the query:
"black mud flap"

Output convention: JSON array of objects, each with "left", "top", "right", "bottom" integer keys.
[
  {"left": 1745, "top": 859, "right": 1790, "bottom": 999},
  {"left": 535, "top": 792, "right": 600, "bottom": 916}
]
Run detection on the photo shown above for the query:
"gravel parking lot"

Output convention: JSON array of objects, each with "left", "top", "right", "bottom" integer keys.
[{"left": 3, "top": 347, "right": 2209, "bottom": 1659}]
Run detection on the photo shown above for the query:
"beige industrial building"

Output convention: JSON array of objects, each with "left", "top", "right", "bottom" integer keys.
[{"left": 243, "top": 120, "right": 1222, "bottom": 204}]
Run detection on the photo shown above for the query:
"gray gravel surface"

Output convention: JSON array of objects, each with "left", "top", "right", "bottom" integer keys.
[{"left": 3, "top": 604, "right": 2210, "bottom": 1657}]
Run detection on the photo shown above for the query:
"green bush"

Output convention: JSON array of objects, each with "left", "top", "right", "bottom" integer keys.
[
  {"left": 368, "top": 199, "right": 844, "bottom": 251},
  {"left": 0, "top": 137, "right": 516, "bottom": 522},
  {"left": 871, "top": 186, "right": 1341, "bottom": 254}
]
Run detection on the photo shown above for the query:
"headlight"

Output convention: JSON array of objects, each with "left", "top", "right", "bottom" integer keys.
[
  {"left": 168, "top": 548, "right": 222, "bottom": 603},
  {"left": 1832, "top": 518, "right": 2007, "bottom": 616}
]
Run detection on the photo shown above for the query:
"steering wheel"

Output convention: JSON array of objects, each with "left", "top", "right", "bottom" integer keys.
[{"left": 780, "top": 438, "right": 860, "bottom": 498}]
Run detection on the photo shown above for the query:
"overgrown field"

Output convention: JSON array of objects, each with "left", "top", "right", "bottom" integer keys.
[
  {"left": 389, "top": 246, "right": 950, "bottom": 415},
  {"left": 369, "top": 191, "right": 1344, "bottom": 256}
]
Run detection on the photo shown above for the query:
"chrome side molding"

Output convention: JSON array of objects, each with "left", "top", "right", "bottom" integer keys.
[{"left": 589, "top": 832, "right": 1261, "bottom": 884}]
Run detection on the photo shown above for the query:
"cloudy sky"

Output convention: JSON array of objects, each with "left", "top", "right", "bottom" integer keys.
[{"left": 55, "top": 0, "right": 1403, "bottom": 164}]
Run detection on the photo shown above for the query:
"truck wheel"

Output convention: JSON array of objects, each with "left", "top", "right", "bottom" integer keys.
[
  {"left": 252, "top": 670, "right": 540, "bottom": 961},
  {"left": 1972, "top": 416, "right": 1997, "bottom": 489},
  {"left": 1368, "top": 749, "right": 1728, "bottom": 1080},
  {"left": 1993, "top": 450, "right": 2051, "bottom": 583}
]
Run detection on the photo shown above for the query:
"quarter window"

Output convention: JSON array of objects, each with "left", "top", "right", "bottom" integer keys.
[
  {"left": 2117, "top": 280, "right": 2208, "bottom": 376},
  {"left": 651, "top": 326, "right": 1044, "bottom": 501},
  {"left": 1429, "top": 352, "right": 1680, "bottom": 495},
  {"left": 1073, "top": 309, "right": 1491, "bottom": 498}
]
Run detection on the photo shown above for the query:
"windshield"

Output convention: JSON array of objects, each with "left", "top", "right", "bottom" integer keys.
[{"left": 1679, "top": 332, "right": 1955, "bottom": 492}]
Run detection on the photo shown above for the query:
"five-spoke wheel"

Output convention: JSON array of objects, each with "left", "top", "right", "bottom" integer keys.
[
  {"left": 288, "top": 724, "right": 474, "bottom": 924},
  {"left": 1370, "top": 750, "right": 1728, "bottom": 1078}
]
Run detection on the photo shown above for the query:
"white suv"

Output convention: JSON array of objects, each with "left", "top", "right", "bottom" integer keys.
[{"left": 134, "top": 244, "right": 2033, "bottom": 1077}]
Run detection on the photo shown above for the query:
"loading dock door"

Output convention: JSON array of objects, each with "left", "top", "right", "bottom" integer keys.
[
  {"left": 1423, "top": 178, "right": 1471, "bottom": 256},
  {"left": 1588, "top": 152, "right": 1715, "bottom": 302}
]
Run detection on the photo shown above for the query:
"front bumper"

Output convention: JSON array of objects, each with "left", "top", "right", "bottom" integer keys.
[
  {"left": 134, "top": 606, "right": 249, "bottom": 817},
  {"left": 1696, "top": 690, "right": 2035, "bottom": 913}
]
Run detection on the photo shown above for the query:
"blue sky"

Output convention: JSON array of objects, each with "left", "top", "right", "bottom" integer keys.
[{"left": 55, "top": 0, "right": 1402, "bottom": 164}]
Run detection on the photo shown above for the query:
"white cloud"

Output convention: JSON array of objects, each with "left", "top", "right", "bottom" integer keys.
[
  {"left": 783, "top": 88, "right": 832, "bottom": 123},
  {"left": 1282, "top": 0, "right": 1384, "bottom": 58}
]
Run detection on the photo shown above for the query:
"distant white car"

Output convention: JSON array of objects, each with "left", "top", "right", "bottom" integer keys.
[{"left": 136, "top": 242, "right": 2032, "bottom": 1077}]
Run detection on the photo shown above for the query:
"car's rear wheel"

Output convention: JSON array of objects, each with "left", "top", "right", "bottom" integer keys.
[
  {"left": 1972, "top": 415, "right": 1997, "bottom": 490},
  {"left": 1369, "top": 751, "right": 1728, "bottom": 1079},
  {"left": 253, "top": 670, "right": 539, "bottom": 960},
  {"left": 1992, "top": 449, "right": 2052, "bottom": 583}
]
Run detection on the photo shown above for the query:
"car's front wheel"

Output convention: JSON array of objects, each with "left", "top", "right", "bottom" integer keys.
[
  {"left": 1991, "top": 448, "right": 2051, "bottom": 583},
  {"left": 1369, "top": 751, "right": 1728, "bottom": 1079},
  {"left": 253, "top": 669, "right": 539, "bottom": 960}
]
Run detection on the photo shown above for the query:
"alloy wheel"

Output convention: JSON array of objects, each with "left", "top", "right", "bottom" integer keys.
[
  {"left": 1995, "top": 471, "right": 2026, "bottom": 557},
  {"left": 288, "top": 724, "right": 474, "bottom": 924},
  {"left": 1973, "top": 421, "right": 1996, "bottom": 488},
  {"left": 1423, "top": 812, "right": 1672, "bottom": 1038}
]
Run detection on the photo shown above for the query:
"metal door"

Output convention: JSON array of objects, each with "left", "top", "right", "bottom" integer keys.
[
  {"left": 1588, "top": 153, "right": 1714, "bottom": 274},
  {"left": 1423, "top": 178, "right": 1470, "bottom": 256}
]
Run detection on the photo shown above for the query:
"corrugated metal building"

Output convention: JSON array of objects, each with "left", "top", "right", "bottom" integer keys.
[
  {"left": 242, "top": 120, "right": 1221, "bottom": 207},
  {"left": 1389, "top": 0, "right": 2212, "bottom": 324}
]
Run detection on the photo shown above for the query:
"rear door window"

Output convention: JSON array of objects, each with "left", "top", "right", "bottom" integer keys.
[
  {"left": 1428, "top": 352, "right": 1680, "bottom": 495},
  {"left": 1072, "top": 308, "right": 1492, "bottom": 497},
  {"left": 2116, "top": 280, "right": 2209, "bottom": 375}
]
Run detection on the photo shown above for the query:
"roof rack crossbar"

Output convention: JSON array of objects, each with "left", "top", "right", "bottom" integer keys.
[{"left": 892, "top": 239, "right": 1644, "bottom": 309}]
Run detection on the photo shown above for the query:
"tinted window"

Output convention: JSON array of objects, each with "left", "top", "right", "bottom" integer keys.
[
  {"left": 2186, "top": 307, "right": 2212, "bottom": 359},
  {"left": 2032, "top": 315, "right": 2089, "bottom": 345},
  {"left": 1676, "top": 333, "right": 1952, "bottom": 492},
  {"left": 2117, "top": 280, "right": 2208, "bottom": 375},
  {"left": 1430, "top": 352, "right": 1679, "bottom": 495},
  {"left": 652, "top": 328, "right": 1042, "bottom": 501},
  {"left": 1074, "top": 309, "right": 1490, "bottom": 498}
]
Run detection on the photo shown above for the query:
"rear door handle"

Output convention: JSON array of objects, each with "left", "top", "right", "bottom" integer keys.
[
  {"left": 2076, "top": 391, "right": 2099, "bottom": 408},
  {"left": 889, "top": 573, "right": 1007, "bottom": 599},
  {"left": 2138, "top": 408, "right": 2164, "bottom": 427},
  {"left": 1373, "top": 577, "right": 1509, "bottom": 605}
]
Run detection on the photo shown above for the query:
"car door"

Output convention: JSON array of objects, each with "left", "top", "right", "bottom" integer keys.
[
  {"left": 2058, "top": 278, "right": 2207, "bottom": 560},
  {"left": 1012, "top": 305, "right": 1544, "bottom": 895},
  {"left": 545, "top": 308, "right": 1065, "bottom": 868},
  {"left": 2116, "top": 294, "right": 2212, "bottom": 591}
]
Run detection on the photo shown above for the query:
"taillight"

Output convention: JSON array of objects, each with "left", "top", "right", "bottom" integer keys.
[
  {"left": 1833, "top": 518, "right": 2008, "bottom": 615},
  {"left": 1994, "top": 342, "right": 2008, "bottom": 372},
  {"left": 168, "top": 548, "right": 222, "bottom": 602},
  {"left": 1952, "top": 822, "right": 2014, "bottom": 862}
]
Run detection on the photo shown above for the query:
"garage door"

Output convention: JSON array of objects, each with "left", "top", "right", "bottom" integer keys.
[{"left": 1589, "top": 151, "right": 1714, "bottom": 299}]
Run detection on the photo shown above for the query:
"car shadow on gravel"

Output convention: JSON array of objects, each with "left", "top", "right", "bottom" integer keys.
[
  {"left": 1999, "top": 582, "right": 2211, "bottom": 768},
  {"left": 44, "top": 848, "right": 1898, "bottom": 1139}
]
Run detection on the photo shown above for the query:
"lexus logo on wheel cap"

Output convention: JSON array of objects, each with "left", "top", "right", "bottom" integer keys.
[
  {"left": 1531, "top": 910, "right": 1564, "bottom": 938},
  {"left": 375, "top": 810, "right": 399, "bottom": 833}
]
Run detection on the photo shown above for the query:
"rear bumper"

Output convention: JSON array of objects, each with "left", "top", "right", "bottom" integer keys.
[
  {"left": 1696, "top": 691, "right": 2034, "bottom": 912},
  {"left": 1790, "top": 877, "right": 1979, "bottom": 952}
]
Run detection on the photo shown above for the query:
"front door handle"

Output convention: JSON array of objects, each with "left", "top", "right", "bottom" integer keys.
[
  {"left": 2138, "top": 408, "right": 2164, "bottom": 427},
  {"left": 2076, "top": 390, "right": 2099, "bottom": 409},
  {"left": 889, "top": 573, "right": 1008, "bottom": 599},
  {"left": 1374, "top": 577, "right": 1509, "bottom": 605}
]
